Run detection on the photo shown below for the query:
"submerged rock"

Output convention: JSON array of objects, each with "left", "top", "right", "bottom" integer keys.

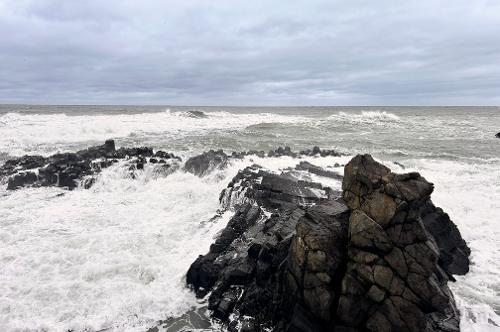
[
  {"left": 186, "top": 154, "right": 469, "bottom": 331},
  {"left": 496, "top": 132, "right": 500, "bottom": 138}
]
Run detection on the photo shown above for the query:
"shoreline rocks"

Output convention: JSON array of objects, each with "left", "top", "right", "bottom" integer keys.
[
  {"left": 0, "top": 140, "right": 181, "bottom": 190},
  {"left": 186, "top": 154, "right": 470, "bottom": 331}
]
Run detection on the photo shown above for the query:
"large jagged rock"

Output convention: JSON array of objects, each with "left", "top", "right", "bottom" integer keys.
[
  {"left": 495, "top": 132, "right": 500, "bottom": 138},
  {"left": 1, "top": 140, "right": 181, "bottom": 190},
  {"left": 337, "top": 154, "right": 466, "bottom": 331},
  {"left": 187, "top": 165, "right": 343, "bottom": 330},
  {"left": 186, "top": 154, "right": 470, "bottom": 332}
]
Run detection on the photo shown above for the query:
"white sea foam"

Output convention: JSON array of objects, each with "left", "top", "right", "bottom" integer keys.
[
  {"left": 0, "top": 110, "right": 306, "bottom": 157},
  {"left": 0, "top": 162, "right": 235, "bottom": 331},
  {"left": 327, "top": 110, "right": 401, "bottom": 125},
  {"left": 0, "top": 155, "right": 346, "bottom": 332},
  {"left": 1, "top": 108, "right": 499, "bottom": 331}
]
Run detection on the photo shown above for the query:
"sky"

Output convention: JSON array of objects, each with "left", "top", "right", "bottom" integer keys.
[{"left": 1, "top": 0, "right": 500, "bottom": 106}]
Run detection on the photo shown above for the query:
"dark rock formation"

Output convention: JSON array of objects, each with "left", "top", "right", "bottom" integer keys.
[
  {"left": 496, "top": 132, "right": 500, "bottom": 138},
  {"left": 421, "top": 200, "right": 470, "bottom": 276},
  {"left": 219, "top": 164, "right": 336, "bottom": 210},
  {"left": 0, "top": 140, "right": 181, "bottom": 190},
  {"left": 186, "top": 154, "right": 470, "bottom": 332},
  {"left": 184, "top": 149, "right": 229, "bottom": 176},
  {"left": 338, "top": 154, "right": 463, "bottom": 331}
]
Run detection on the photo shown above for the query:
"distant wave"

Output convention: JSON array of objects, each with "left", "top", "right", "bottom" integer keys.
[
  {"left": 327, "top": 110, "right": 401, "bottom": 124},
  {"left": 0, "top": 110, "right": 307, "bottom": 157}
]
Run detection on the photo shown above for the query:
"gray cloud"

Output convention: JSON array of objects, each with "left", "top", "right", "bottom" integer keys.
[{"left": 0, "top": 0, "right": 499, "bottom": 105}]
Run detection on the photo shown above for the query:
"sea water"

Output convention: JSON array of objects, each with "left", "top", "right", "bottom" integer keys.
[{"left": 0, "top": 106, "right": 499, "bottom": 331}]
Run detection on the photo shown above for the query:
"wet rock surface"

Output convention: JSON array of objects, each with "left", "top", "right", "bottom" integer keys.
[
  {"left": 0, "top": 140, "right": 181, "bottom": 190},
  {"left": 338, "top": 154, "right": 465, "bottom": 331},
  {"left": 184, "top": 149, "right": 229, "bottom": 176},
  {"left": 187, "top": 154, "right": 470, "bottom": 331}
]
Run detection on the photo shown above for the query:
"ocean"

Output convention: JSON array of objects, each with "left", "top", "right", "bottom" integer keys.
[{"left": 0, "top": 105, "right": 499, "bottom": 331}]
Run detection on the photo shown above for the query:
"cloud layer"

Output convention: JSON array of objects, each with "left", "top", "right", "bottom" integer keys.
[{"left": 1, "top": 0, "right": 500, "bottom": 105}]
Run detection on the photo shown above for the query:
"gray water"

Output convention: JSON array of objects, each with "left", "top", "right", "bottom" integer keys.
[{"left": 0, "top": 106, "right": 499, "bottom": 331}]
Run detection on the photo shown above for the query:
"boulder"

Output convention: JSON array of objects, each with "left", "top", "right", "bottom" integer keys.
[
  {"left": 184, "top": 150, "right": 228, "bottom": 176},
  {"left": 496, "top": 132, "right": 500, "bottom": 138}
]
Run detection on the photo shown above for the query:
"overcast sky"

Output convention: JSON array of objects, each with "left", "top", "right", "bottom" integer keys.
[{"left": 1, "top": 0, "right": 499, "bottom": 105}]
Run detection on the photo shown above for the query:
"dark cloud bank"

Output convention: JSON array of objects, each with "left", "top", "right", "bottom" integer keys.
[{"left": 1, "top": 0, "right": 499, "bottom": 105}]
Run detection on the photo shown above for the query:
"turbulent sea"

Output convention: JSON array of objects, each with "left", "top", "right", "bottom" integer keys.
[{"left": 0, "top": 105, "right": 499, "bottom": 332}]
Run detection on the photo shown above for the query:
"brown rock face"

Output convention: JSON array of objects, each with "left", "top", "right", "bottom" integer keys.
[{"left": 337, "top": 154, "right": 461, "bottom": 332}]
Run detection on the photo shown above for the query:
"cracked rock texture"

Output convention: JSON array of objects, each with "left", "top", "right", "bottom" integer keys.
[
  {"left": 338, "top": 154, "right": 465, "bottom": 331},
  {"left": 187, "top": 154, "right": 470, "bottom": 331}
]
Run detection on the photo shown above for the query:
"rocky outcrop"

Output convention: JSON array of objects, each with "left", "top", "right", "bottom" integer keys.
[
  {"left": 495, "top": 132, "right": 500, "bottom": 138},
  {"left": 186, "top": 154, "right": 470, "bottom": 332},
  {"left": 0, "top": 140, "right": 181, "bottom": 190},
  {"left": 338, "top": 154, "right": 463, "bottom": 331},
  {"left": 219, "top": 164, "right": 336, "bottom": 210},
  {"left": 184, "top": 149, "right": 229, "bottom": 176},
  {"left": 187, "top": 164, "right": 342, "bottom": 330}
]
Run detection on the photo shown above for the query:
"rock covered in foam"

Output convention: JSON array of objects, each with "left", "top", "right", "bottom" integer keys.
[{"left": 0, "top": 140, "right": 181, "bottom": 190}]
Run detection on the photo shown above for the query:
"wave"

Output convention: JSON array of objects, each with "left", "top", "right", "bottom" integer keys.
[
  {"left": 327, "top": 110, "right": 401, "bottom": 124},
  {"left": 0, "top": 110, "right": 307, "bottom": 157}
]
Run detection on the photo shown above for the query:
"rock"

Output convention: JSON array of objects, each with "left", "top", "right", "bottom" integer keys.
[
  {"left": 1, "top": 140, "right": 181, "bottom": 190},
  {"left": 421, "top": 200, "right": 470, "bottom": 276},
  {"left": 104, "top": 139, "right": 116, "bottom": 152},
  {"left": 337, "top": 154, "right": 466, "bottom": 331},
  {"left": 7, "top": 171, "right": 38, "bottom": 189},
  {"left": 186, "top": 153, "right": 470, "bottom": 332},
  {"left": 286, "top": 200, "right": 350, "bottom": 322},
  {"left": 0, "top": 155, "right": 47, "bottom": 177},
  {"left": 496, "top": 132, "right": 500, "bottom": 138},
  {"left": 184, "top": 150, "right": 228, "bottom": 176},
  {"left": 219, "top": 165, "right": 336, "bottom": 210}
]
